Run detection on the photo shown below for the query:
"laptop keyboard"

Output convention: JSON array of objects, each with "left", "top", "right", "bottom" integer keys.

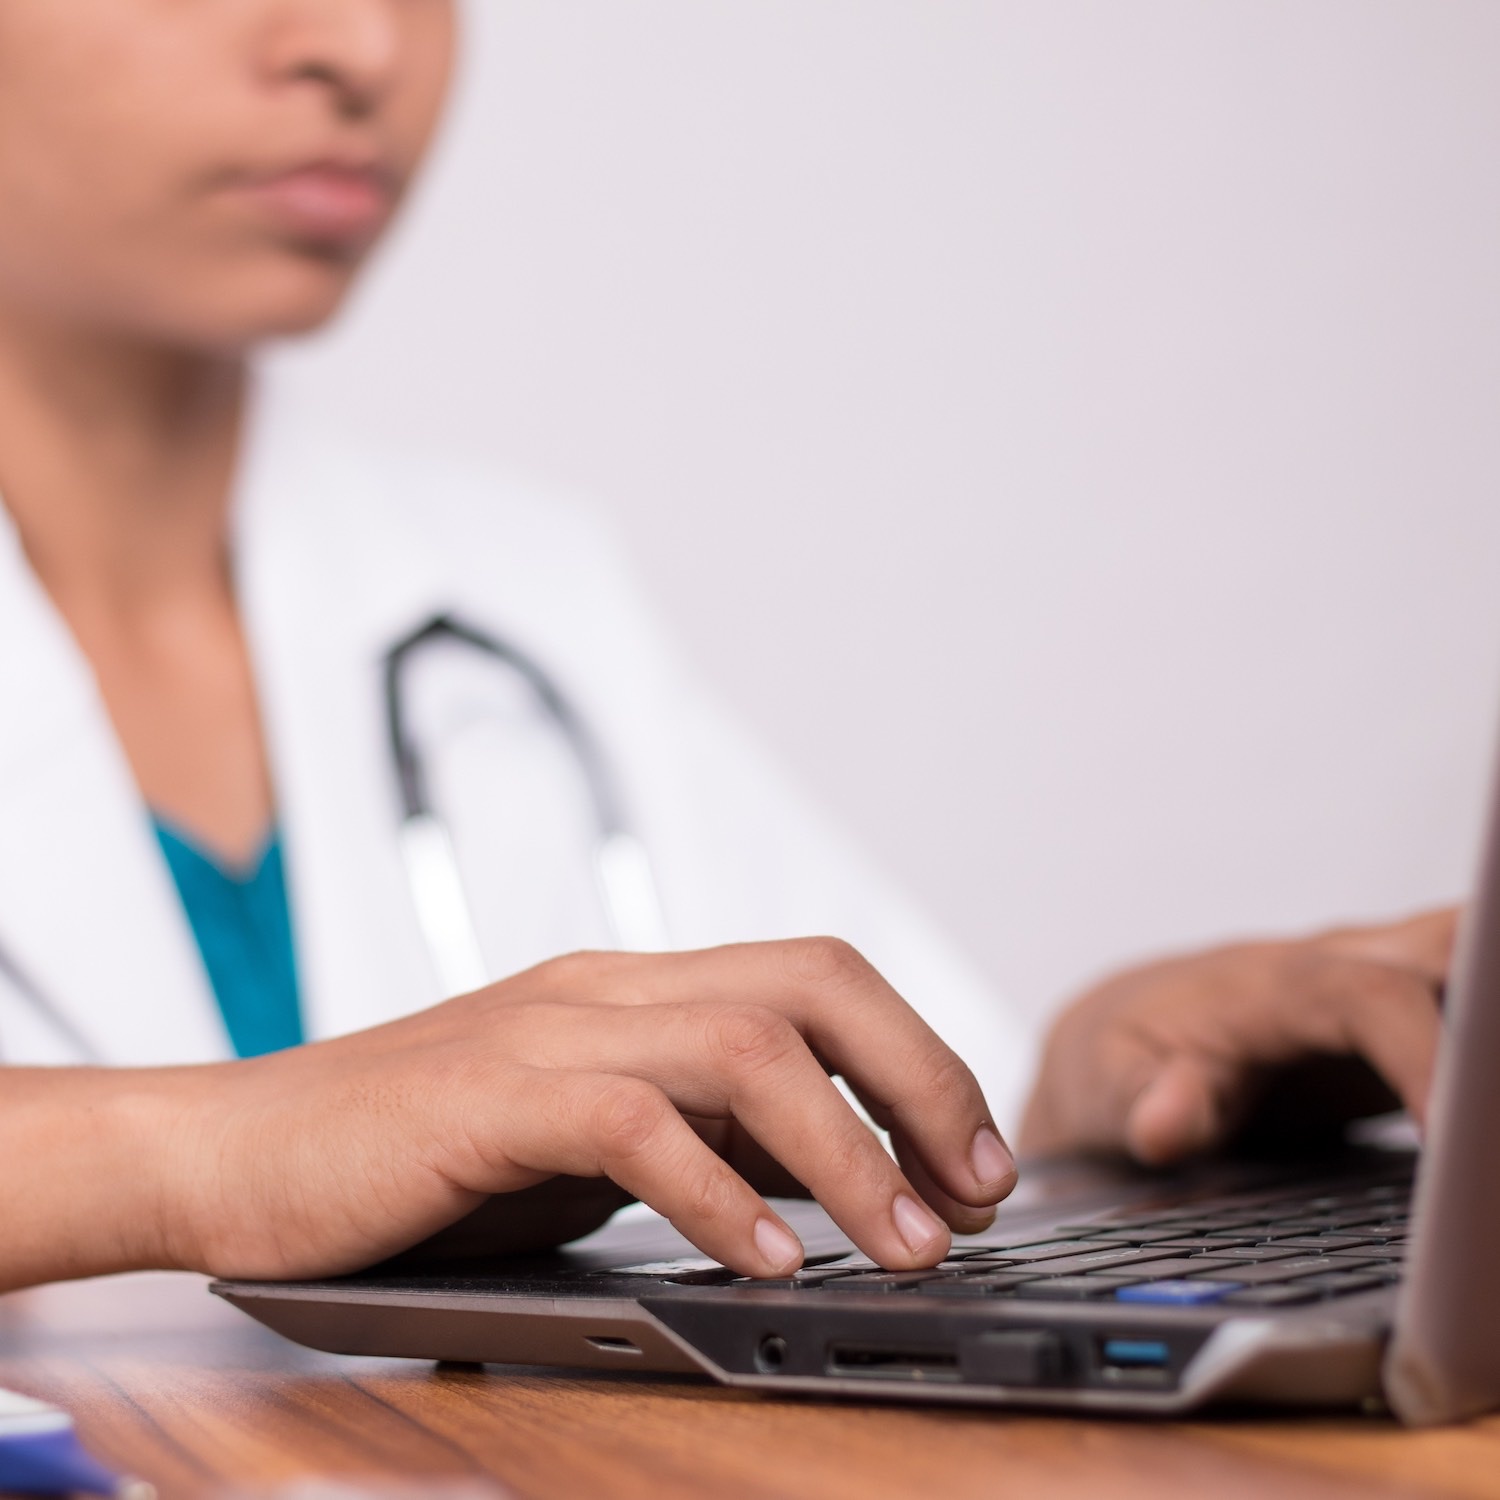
[{"left": 616, "top": 1168, "right": 1413, "bottom": 1309}]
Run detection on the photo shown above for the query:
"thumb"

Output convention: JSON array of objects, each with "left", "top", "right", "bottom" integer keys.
[{"left": 1125, "top": 1055, "right": 1239, "bottom": 1166}]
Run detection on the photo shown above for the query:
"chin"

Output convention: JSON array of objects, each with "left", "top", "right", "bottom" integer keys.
[{"left": 158, "top": 251, "right": 369, "bottom": 352}]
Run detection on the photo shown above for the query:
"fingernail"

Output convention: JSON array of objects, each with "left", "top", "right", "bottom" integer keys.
[
  {"left": 892, "top": 1193, "right": 946, "bottom": 1256},
  {"left": 970, "top": 1125, "right": 1016, "bottom": 1193},
  {"left": 753, "top": 1217, "right": 803, "bottom": 1275}
]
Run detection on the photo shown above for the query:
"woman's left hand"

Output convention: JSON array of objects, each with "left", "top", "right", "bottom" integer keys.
[{"left": 1019, "top": 907, "right": 1458, "bottom": 1165}]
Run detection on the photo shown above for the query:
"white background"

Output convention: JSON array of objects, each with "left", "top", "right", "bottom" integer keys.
[{"left": 269, "top": 1, "right": 1500, "bottom": 1028}]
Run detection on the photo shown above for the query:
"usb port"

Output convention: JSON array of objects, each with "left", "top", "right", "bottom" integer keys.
[{"left": 1100, "top": 1338, "right": 1170, "bottom": 1370}]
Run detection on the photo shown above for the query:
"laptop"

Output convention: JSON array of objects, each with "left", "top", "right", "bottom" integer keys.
[{"left": 213, "top": 758, "right": 1500, "bottom": 1424}]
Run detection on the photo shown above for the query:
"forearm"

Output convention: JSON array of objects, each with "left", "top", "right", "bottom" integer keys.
[
  {"left": 0, "top": 1066, "right": 198, "bottom": 1292},
  {"left": 0, "top": 941, "right": 1021, "bottom": 1292}
]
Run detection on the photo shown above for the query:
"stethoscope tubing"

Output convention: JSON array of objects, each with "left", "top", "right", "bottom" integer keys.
[
  {"left": 384, "top": 613, "right": 669, "bottom": 991},
  {"left": 0, "top": 612, "right": 668, "bottom": 1060}
]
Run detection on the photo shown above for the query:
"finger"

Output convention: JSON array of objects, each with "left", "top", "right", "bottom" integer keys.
[
  {"left": 1124, "top": 1054, "right": 1243, "bottom": 1167},
  {"left": 529, "top": 1002, "right": 953, "bottom": 1268},
  {"left": 1126, "top": 959, "right": 1442, "bottom": 1151},
  {"left": 709, "top": 1121, "right": 811, "bottom": 1200},
  {"left": 603, "top": 939, "right": 1015, "bottom": 1211},
  {"left": 891, "top": 1132, "right": 999, "bottom": 1236},
  {"left": 1305, "top": 960, "right": 1442, "bottom": 1124},
  {"left": 1160, "top": 954, "right": 1443, "bottom": 1132},
  {"left": 493, "top": 1069, "right": 806, "bottom": 1278},
  {"left": 1320, "top": 907, "right": 1460, "bottom": 986},
  {"left": 1020, "top": 1003, "right": 1167, "bottom": 1159}
]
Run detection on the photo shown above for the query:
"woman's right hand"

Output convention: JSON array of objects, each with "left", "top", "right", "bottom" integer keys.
[{"left": 151, "top": 939, "right": 1017, "bottom": 1284}]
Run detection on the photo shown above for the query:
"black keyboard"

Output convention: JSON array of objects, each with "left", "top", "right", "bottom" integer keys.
[{"left": 610, "top": 1166, "right": 1414, "bottom": 1309}]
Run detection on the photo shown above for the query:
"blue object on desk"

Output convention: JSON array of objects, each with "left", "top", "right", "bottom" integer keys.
[{"left": 0, "top": 1385, "right": 133, "bottom": 1496}]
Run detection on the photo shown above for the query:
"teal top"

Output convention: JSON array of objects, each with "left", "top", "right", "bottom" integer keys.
[{"left": 152, "top": 817, "right": 305, "bottom": 1059}]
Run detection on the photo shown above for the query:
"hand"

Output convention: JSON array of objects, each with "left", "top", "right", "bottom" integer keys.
[
  {"left": 157, "top": 939, "right": 1017, "bottom": 1282},
  {"left": 1018, "top": 907, "right": 1457, "bottom": 1166}
]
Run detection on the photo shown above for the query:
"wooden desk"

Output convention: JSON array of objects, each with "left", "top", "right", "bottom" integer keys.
[{"left": 2, "top": 1273, "right": 1499, "bottom": 1500}]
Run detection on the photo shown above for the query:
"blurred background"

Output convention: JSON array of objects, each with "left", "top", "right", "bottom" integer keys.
[{"left": 267, "top": 1, "right": 1500, "bottom": 1030}]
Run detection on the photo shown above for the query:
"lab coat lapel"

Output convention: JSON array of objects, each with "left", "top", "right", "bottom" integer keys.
[
  {"left": 232, "top": 397, "right": 448, "bottom": 1041},
  {"left": 0, "top": 511, "right": 226, "bottom": 1064},
  {"left": 234, "top": 391, "right": 644, "bottom": 1040}
]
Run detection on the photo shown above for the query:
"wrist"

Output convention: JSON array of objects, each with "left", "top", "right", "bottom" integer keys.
[
  {"left": 102, "top": 1069, "right": 215, "bottom": 1274},
  {"left": 120, "top": 1062, "right": 251, "bottom": 1276},
  {"left": 0, "top": 1067, "right": 211, "bottom": 1290},
  {"left": 55, "top": 1064, "right": 240, "bottom": 1280}
]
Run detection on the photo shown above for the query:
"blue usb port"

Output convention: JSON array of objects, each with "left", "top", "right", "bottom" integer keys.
[{"left": 1101, "top": 1338, "right": 1170, "bottom": 1369}]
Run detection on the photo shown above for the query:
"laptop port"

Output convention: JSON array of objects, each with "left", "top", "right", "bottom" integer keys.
[
  {"left": 1098, "top": 1337, "right": 1172, "bottom": 1384},
  {"left": 827, "top": 1344, "right": 961, "bottom": 1382},
  {"left": 756, "top": 1335, "right": 788, "bottom": 1373},
  {"left": 584, "top": 1336, "right": 641, "bottom": 1355},
  {"left": 959, "top": 1329, "right": 1069, "bottom": 1386}
]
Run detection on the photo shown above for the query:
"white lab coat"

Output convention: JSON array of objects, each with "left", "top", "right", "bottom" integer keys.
[{"left": 0, "top": 394, "right": 1036, "bottom": 1130}]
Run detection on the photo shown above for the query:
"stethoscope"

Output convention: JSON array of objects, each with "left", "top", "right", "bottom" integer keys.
[
  {"left": 0, "top": 611, "right": 670, "bottom": 1060},
  {"left": 384, "top": 613, "right": 669, "bottom": 996}
]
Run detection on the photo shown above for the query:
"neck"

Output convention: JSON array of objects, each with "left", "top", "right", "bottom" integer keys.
[{"left": 0, "top": 303, "right": 245, "bottom": 618}]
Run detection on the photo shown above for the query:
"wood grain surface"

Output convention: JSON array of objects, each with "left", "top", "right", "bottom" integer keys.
[{"left": 2, "top": 1273, "right": 1499, "bottom": 1500}]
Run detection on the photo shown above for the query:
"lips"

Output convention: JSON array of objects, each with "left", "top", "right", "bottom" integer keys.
[{"left": 232, "top": 161, "right": 397, "bottom": 249}]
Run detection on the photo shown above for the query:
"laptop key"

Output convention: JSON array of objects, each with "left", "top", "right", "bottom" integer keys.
[
  {"left": 607, "top": 1258, "right": 741, "bottom": 1283},
  {"left": 1220, "top": 1284, "right": 1323, "bottom": 1308},
  {"left": 821, "top": 1271, "right": 947, "bottom": 1293},
  {"left": 1266, "top": 1235, "right": 1383, "bottom": 1250},
  {"left": 1159, "top": 1220, "right": 1267, "bottom": 1236},
  {"left": 989, "top": 1245, "right": 1189, "bottom": 1277},
  {"left": 919, "top": 1273, "right": 1045, "bottom": 1297},
  {"left": 1082, "top": 1257, "right": 1215, "bottom": 1280},
  {"left": 1147, "top": 1237, "right": 1257, "bottom": 1252},
  {"left": 1069, "top": 1228, "right": 1187, "bottom": 1246},
  {"left": 1208, "top": 1255, "right": 1379, "bottom": 1285},
  {"left": 1116, "top": 1279, "right": 1243, "bottom": 1306},
  {"left": 1322, "top": 1207, "right": 1403, "bottom": 1227},
  {"left": 1297, "top": 1270, "right": 1390, "bottom": 1298},
  {"left": 963, "top": 1239, "right": 1129, "bottom": 1264},
  {"left": 1014, "top": 1276, "right": 1141, "bottom": 1300},
  {"left": 1052, "top": 1219, "right": 1168, "bottom": 1234},
  {"left": 949, "top": 1229, "right": 1095, "bottom": 1254},
  {"left": 1191, "top": 1245, "right": 1308, "bottom": 1262},
  {"left": 655, "top": 1268, "right": 744, "bottom": 1286},
  {"left": 618, "top": 1250, "right": 856, "bottom": 1284},
  {"left": 731, "top": 1266, "right": 871, "bottom": 1290},
  {"left": 1070, "top": 1211, "right": 1194, "bottom": 1229}
]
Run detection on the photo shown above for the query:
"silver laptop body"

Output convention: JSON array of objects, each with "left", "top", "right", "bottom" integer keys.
[{"left": 214, "top": 754, "right": 1500, "bottom": 1423}]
